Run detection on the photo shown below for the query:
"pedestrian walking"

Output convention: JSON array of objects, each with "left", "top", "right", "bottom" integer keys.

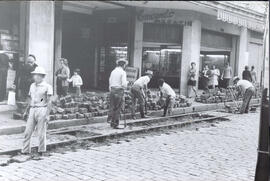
[
  {"left": 250, "top": 66, "right": 257, "bottom": 84},
  {"left": 68, "top": 68, "right": 83, "bottom": 96},
  {"left": 21, "top": 67, "right": 53, "bottom": 156},
  {"left": 0, "top": 53, "right": 9, "bottom": 101},
  {"left": 108, "top": 58, "right": 128, "bottom": 129},
  {"left": 158, "top": 79, "right": 176, "bottom": 117},
  {"left": 242, "top": 66, "right": 252, "bottom": 82},
  {"left": 18, "top": 54, "right": 38, "bottom": 101},
  {"left": 209, "top": 65, "right": 220, "bottom": 89},
  {"left": 187, "top": 62, "right": 197, "bottom": 98},
  {"left": 55, "top": 58, "right": 70, "bottom": 97},
  {"left": 221, "top": 62, "right": 232, "bottom": 88},
  {"left": 233, "top": 76, "right": 255, "bottom": 114},
  {"left": 130, "top": 70, "right": 153, "bottom": 119}
]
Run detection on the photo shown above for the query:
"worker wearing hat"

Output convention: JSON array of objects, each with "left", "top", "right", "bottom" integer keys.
[
  {"left": 233, "top": 76, "right": 255, "bottom": 114},
  {"left": 108, "top": 58, "right": 128, "bottom": 129},
  {"left": 130, "top": 70, "right": 153, "bottom": 119},
  {"left": 22, "top": 66, "right": 53, "bottom": 156}
]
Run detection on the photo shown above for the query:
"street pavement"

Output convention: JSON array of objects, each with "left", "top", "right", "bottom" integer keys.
[{"left": 0, "top": 112, "right": 259, "bottom": 181}]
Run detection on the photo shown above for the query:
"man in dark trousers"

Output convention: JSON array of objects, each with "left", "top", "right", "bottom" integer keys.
[
  {"left": 0, "top": 53, "right": 9, "bottom": 101},
  {"left": 19, "top": 55, "right": 38, "bottom": 100},
  {"left": 108, "top": 58, "right": 128, "bottom": 129},
  {"left": 233, "top": 76, "right": 255, "bottom": 114},
  {"left": 242, "top": 65, "right": 252, "bottom": 82},
  {"left": 130, "top": 70, "right": 153, "bottom": 119}
]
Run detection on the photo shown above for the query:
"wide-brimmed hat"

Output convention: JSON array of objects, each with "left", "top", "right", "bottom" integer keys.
[
  {"left": 116, "top": 58, "right": 128, "bottom": 65},
  {"left": 31, "top": 67, "right": 46, "bottom": 75},
  {"left": 145, "top": 70, "right": 153, "bottom": 75},
  {"left": 233, "top": 76, "right": 239, "bottom": 83}
]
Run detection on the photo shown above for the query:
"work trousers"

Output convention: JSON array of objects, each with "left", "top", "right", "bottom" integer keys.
[
  {"left": 163, "top": 96, "right": 175, "bottom": 116},
  {"left": 240, "top": 87, "right": 255, "bottom": 114},
  {"left": 22, "top": 107, "right": 47, "bottom": 153},
  {"left": 108, "top": 88, "right": 124, "bottom": 128},
  {"left": 131, "top": 85, "right": 145, "bottom": 117},
  {"left": 0, "top": 69, "right": 7, "bottom": 101}
]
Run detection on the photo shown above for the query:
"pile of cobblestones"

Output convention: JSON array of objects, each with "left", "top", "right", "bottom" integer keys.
[{"left": 13, "top": 90, "right": 191, "bottom": 121}]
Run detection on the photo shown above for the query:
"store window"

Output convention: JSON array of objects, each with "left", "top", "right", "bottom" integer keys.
[
  {"left": 199, "top": 52, "right": 230, "bottom": 89},
  {"left": 142, "top": 46, "right": 181, "bottom": 88}
]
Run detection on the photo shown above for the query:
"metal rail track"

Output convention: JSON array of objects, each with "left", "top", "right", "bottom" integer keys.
[{"left": 0, "top": 113, "right": 231, "bottom": 156}]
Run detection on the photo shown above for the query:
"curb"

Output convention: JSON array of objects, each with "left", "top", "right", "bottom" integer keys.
[{"left": 0, "top": 99, "right": 260, "bottom": 136}]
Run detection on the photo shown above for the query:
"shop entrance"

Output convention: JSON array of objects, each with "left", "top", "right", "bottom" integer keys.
[
  {"left": 199, "top": 51, "right": 230, "bottom": 89},
  {"left": 142, "top": 45, "right": 181, "bottom": 88},
  {"left": 61, "top": 11, "right": 95, "bottom": 90}
]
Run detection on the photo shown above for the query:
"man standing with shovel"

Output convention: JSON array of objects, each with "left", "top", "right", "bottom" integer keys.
[
  {"left": 108, "top": 58, "right": 128, "bottom": 129},
  {"left": 130, "top": 70, "right": 153, "bottom": 119}
]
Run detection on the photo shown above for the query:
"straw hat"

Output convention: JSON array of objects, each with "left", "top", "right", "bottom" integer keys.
[
  {"left": 233, "top": 76, "right": 239, "bottom": 83},
  {"left": 145, "top": 70, "right": 153, "bottom": 75},
  {"left": 31, "top": 67, "right": 46, "bottom": 75},
  {"left": 116, "top": 58, "right": 128, "bottom": 65}
]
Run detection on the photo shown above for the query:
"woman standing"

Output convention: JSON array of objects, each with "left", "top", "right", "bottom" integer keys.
[
  {"left": 221, "top": 62, "right": 232, "bottom": 88},
  {"left": 209, "top": 65, "right": 220, "bottom": 89},
  {"left": 187, "top": 62, "right": 197, "bottom": 98},
  {"left": 56, "top": 58, "right": 70, "bottom": 97},
  {"left": 201, "top": 65, "right": 210, "bottom": 93}
]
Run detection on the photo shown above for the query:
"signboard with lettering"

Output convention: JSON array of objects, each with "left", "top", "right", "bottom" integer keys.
[
  {"left": 125, "top": 67, "right": 138, "bottom": 83},
  {"left": 136, "top": 9, "right": 192, "bottom": 26}
]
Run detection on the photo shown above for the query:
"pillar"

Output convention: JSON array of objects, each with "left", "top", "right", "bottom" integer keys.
[
  {"left": 129, "top": 9, "right": 143, "bottom": 77},
  {"left": 236, "top": 27, "right": 249, "bottom": 77},
  {"left": 180, "top": 20, "right": 201, "bottom": 96},
  {"left": 25, "top": 1, "right": 55, "bottom": 85}
]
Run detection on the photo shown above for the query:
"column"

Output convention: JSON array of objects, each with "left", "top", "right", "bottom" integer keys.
[
  {"left": 129, "top": 9, "right": 143, "bottom": 77},
  {"left": 25, "top": 1, "right": 55, "bottom": 85},
  {"left": 180, "top": 20, "right": 201, "bottom": 96},
  {"left": 236, "top": 27, "right": 249, "bottom": 77}
]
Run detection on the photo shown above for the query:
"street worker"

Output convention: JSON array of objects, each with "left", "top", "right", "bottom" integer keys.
[
  {"left": 21, "top": 67, "right": 53, "bottom": 157},
  {"left": 233, "top": 76, "right": 255, "bottom": 114},
  {"left": 158, "top": 79, "right": 176, "bottom": 117},
  {"left": 108, "top": 58, "right": 128, "bottom": 129},
  {"left": 130, "top": 70, "right": 153, "bottom": 119}
]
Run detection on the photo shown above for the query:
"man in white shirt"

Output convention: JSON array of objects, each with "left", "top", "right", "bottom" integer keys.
[
  {"left": 108, "top": 58, "right": 128, "bottom": 128},
  {"left": 131, "top": 70, "right": 153, "bottom": 119},
  {"left": 233, "top": 76, "right": 255, "bottom": 114},
  {"left": 158, "top": 79, "right": 176, "bottom": 117},
  {"left": 22, "top": 67, "right": 53, "bottom": 157}
]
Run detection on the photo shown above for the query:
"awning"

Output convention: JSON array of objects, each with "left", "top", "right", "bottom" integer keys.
[{"left": 217, "top": 9, "right": 265, "bottom": 32}]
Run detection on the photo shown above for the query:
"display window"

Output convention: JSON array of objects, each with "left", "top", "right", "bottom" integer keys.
[
  {"left": 199, "top": 52, "right": 230, "bottom": 89},
  {"left": 142, "top": 46, "right": 181, "bottom": 88}
]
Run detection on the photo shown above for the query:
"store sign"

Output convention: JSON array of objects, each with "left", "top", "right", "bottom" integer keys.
[
  {"left": 136, "top": 9, "right": 192, "bottom": 26},
  {"left": 217, "top": 10, "right": 264, "bottom": 32},
  {"left": 125, "top": 67, "right": 138, "bottom": 83}
]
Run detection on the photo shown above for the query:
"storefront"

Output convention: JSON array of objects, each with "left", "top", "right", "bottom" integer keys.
[
  {"left": 0, "top": 2, "right": 21, "bottom": 102},
  {"left": 3, "top": 1, "right": 265, "bottom": 100}
]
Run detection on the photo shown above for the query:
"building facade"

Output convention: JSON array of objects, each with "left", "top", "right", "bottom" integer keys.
[{"left": 0, "top": 1, "right": 268, "bottom": 98}]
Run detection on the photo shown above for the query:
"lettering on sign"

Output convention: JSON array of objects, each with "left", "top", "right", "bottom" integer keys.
[
  {"left": 137, "top": 9, "right": 175, "bottom": 21},
  {"left": 136, "top": 9, "right": 192, "bottom": 26},
  {"left": 125, "top": 67, "right": 138, "bottom": 83}
]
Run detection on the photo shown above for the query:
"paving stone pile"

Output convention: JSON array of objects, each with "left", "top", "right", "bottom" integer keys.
[{"left": 13, "top": 90, "right": 191, "bottom": 121}]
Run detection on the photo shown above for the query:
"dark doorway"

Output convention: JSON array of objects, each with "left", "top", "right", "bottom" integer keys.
[{"left": 62, "top": 11, "right": 95, "bottom": 90}]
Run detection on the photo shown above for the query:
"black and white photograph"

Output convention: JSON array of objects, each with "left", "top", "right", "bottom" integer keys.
[{"left": 0, "top": 1, "right": 269, "bottom": 181}]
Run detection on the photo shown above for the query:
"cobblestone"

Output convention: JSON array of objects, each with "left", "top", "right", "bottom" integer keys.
[{"left": 0, "top": 112, "right": 259, "bottom": 181}]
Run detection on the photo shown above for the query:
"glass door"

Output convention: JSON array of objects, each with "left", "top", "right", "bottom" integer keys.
[{"left": 142, "top": 45, "right": 181, "bottom": 88}]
